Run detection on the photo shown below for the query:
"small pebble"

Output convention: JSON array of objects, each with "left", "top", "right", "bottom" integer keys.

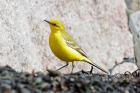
[{"left": 0, "top": 66, "right": 138, "bottom": 93}]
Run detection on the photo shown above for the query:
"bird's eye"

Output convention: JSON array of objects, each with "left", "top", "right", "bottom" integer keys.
[{"left": 53, "top": 24, "right": 57, "bottom": 26}]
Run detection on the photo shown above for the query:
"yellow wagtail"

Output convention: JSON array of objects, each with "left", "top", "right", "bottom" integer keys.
[{"left": 44, "top": 19, "right": 108, "bottom": 74}]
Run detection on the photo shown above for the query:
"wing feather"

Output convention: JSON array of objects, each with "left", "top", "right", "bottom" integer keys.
[{"left": 61, "top": 30, "right": 87, "bottom": 57}]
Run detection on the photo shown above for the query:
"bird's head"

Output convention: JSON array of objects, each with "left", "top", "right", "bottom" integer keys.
[{"left": 44, "top": 19, "right": 65, "bottom": 32}]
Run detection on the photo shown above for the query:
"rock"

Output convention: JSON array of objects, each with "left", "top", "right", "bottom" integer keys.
[
  {"left": 125, "top": 0, "right": 140, "bottom": 15},
  {"left": 0, "top": 0, "right": 133, "bottom": 73},
  {"left": 0, "top": 66, "right": 139, "bottom": 93},
  {"left": 110, "top": 57, "right": 138, "bottom": 75},
  {"left": 19, "top": 88, "right": 31, "bottom": 93},
  {"left": 129, "top": 11, "right": 140, "bottom": 68},
  {"left": 111, "top": 62, "right": 138, "bottom": 75}
]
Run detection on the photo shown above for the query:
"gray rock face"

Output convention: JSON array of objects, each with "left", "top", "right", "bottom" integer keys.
[
  {"left": 125, "top": 0, "right": 140, "bottom": 13},
  {"left": 125, "top": 0, "right": 140, "bottom": 69},
  {"left": 125, "top": 0, "right": 140, "bottom": 23},
  {"left": 129, "top": 11, "right": 140, "bottom": 68},
  {"left": 111, "top": 62, "right": 137, "bottom": 75},
  {"left": 0, "top": 0, "right": 134, "bottom": 73},
  {"left": 110, "top": 58, "right": 137, "bottom": 75}
]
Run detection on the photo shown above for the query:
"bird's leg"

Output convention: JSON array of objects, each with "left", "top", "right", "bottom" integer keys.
[
  {"left": 71, "top": 62, "right": 75, "bottom": 73},
  {"left": 57, "top": 63, "right": 69, "bottom": 71},
  {"left": 90, "top": 66, "right": 93, "bottom": 74}
]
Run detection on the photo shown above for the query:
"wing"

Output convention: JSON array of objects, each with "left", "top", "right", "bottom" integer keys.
[{"left": 61, "top": 30, "right": 87, "bottom": 57}]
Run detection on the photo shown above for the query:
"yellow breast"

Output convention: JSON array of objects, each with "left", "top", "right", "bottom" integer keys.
[{"left": 49, "top": 31, "right": 84, "bottom": 62}]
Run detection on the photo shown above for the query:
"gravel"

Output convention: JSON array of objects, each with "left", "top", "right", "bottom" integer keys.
[{"left": 0, "top": 66, "right": 139, "bottom": 93}]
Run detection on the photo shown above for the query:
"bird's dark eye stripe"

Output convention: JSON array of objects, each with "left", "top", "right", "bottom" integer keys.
[
  {"left": 53, "top": 24, "right": 57, "bottom": 26},
  {"left": 52, "top": 23, "right": 58, "bottom": 27}
]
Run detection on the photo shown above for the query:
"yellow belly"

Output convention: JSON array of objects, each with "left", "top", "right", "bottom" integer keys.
[{"left": 49, "top": 31, "right": 84, "bottom": 62}]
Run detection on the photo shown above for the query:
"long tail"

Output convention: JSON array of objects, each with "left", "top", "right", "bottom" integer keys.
[{"left": 83, "top": 58, "right": 109, "bottom": 74}]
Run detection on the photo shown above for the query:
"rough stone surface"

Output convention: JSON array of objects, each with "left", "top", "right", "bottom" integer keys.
[
  {"left": 0, "top": 0, "right": 134, "bottom": 73},
  {"left": 0, "top": 66, "right": 140, "bottom": 93},
  {"left": 111, "top": 62, "right": 138, "bottom": 75},
  {"left": 125, "top": 0, "right": 140, "bottom": 14},
  {"left": 110, "top": 58, "right": 137, "bottom": 75},
  {"left": 129, "top": 11, "right": 140, "bottom": 68}
]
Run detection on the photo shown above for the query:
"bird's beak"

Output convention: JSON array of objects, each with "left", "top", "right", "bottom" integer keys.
[{"left": 44, "top": 20, "right": 51, "bottom": 24}]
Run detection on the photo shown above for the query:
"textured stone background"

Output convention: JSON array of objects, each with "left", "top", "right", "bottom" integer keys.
[
  {"left": 126, "top": 0, "right": 140, "bottom": 70},
  {"left": 0, "top": 0, "right": 135, "bottom": 73}
]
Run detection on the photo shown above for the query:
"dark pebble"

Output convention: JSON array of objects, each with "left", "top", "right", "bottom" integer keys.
[{"left": 0, "top": 66, "right": 138, "bottom": 93}]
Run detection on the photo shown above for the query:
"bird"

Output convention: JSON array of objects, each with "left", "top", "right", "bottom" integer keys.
[{"left": 44, "top": 19, "right": 108, "bottom": 74}]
